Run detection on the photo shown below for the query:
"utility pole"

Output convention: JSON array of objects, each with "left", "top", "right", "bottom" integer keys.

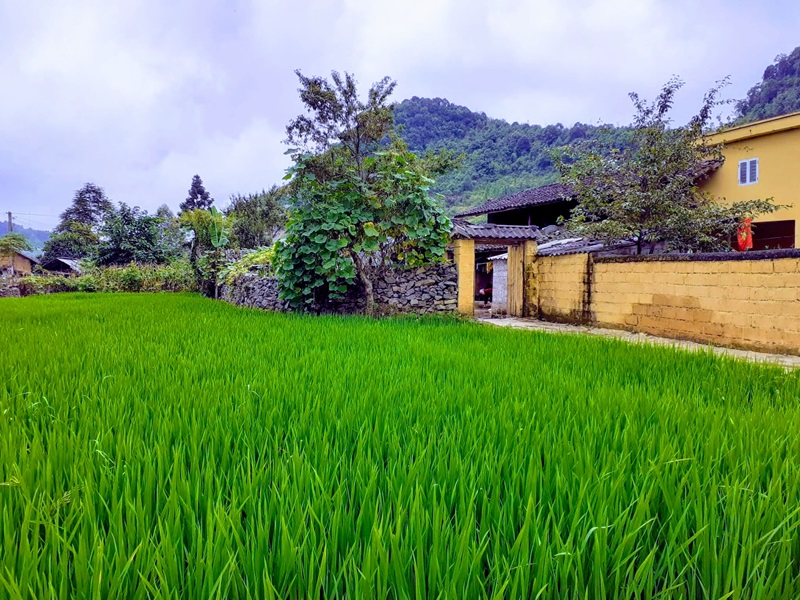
[{"left": 6, "top": 212, "right": 11, "bottom": 233}]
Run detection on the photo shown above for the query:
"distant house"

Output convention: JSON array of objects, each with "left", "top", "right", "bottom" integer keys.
[
  {"left": 0, "top": 251, "right": 39, "bottom": 277},
  {"left": 455, "top": 183, "right": 575, "bottom": 227},
  {"left": 702, "top": 111, "right": 800, "bottom": 249},
  {"left": 41, "top": 257, "right": 83, "bottom": 275}
]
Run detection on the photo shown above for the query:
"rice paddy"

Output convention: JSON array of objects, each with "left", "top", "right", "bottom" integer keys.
[{"left": 2, "top": 293, "right": 800, "bottom": 598}]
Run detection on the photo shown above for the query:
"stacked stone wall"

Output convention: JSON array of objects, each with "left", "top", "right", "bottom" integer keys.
[{"left": 221, "top": 262, "right": 458, "bottom": 316}]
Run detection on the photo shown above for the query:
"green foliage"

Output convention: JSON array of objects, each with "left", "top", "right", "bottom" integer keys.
[
  {"left": 0, "top": 233, "right": 34, "bottom": 277},
  {"left": 42, "top": 183, "right": 112, "bottom": 263},
  {"left": 557, "top": 78, "right": 781, "bottom": 254},
  {"left": 96, "top": 203, "right": 179, "bottom": 266},
  {"left": 15, "top": 261, "right": 197, "bottom": 295},
  {"left": 395, "top": 97, "right": 632, "bottom": 212},
  {"left": 155, "top": 205, "right": 186, "bottom": 259},
  {"left": 281, "top": 72, "right": 451, "bottom": 314},
  {"left": 3, "top": 294, "right": 800, "bottom": 597},
  {"left": 179, "top": 208, "right": 214, "bottom": 263},
  {"left": 286, "top": 70, "right": 396, "bottom": 167},
  {"left": 41, "top": 221, "right": 99, "bottom": 262},
  {"left": 276, "top": 143, "right": 451, "bottom": 311},
  {"left": 179, "top": 174, "right": 214, "bottom": 213},
  {"left": 225, "top": 187, "right": 287, "bottom": 249},
  {"left": 208, "top": 207, "right": 229, "bottom": 249},
  {"left": 55, "top": 182, "right": 112, "bottom": 228},
  {"left": 736, "top": 46, "right": 800, "bottom": 123},
  {"left": 0, "top": 223, "right": 50, "bottom": 250},
  {"left": 0, "top": 233, "right": 33, "bottom": 257},
  {"left": 220, "top": 246, "right": 275, "bottom": 285}
]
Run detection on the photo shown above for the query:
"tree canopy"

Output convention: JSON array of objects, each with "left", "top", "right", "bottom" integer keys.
[
  {"left": 96, "top": 203, "right": 179, "bottom": 266},
  {"left": 180, "top": 175, "right": 214, "bottom": 213},
  {"left": 277, "top": 71, "right": 451, "bottom": 314},
  {"left": 56, "top": 183, "right": 112, "bottom": 227},
  {"left": 225, "top": 187, "right": 286, "bottom": 249},
  {"left": 0, "top": 233, "right": 34, "bottom": 276},
  {"left": 557, "top": 78, "right": 779, "bottom": 254},
  {"left": 42, "top": 183, "right": 111, "bottom": 263}
]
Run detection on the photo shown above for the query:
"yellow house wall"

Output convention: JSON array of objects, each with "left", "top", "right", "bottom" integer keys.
[
  {"left": 452, "top": 239, "right": 475, "bottom": 316},
  {"left": 527, "top": 253, "right": 800, "bottom": 354},
  {"left": 701, "top": 125, "right": 800, "bottom": 247},
  {"left": 537, "top": 253, "right": 590, "bottom": 321},
  {"left": 0, "top": 255, "right": 34, "bottom": 276}
]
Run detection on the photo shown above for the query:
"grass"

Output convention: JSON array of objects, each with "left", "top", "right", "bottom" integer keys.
[{"left": 2, "top": 293, "right": 800, "bottom": 598}]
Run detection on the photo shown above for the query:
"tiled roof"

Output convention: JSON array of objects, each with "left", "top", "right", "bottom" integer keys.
[
  {"left": 17, "top": 251, "right": 40, "bottom": 263},
  {"left": 451, "top": 220, "right": 541, "bottom": 243},
  {"left": 41, "top": 257, "right": 83, "bottom": 273},
  {"left": 455, "top": 159, "right": 723, "bottom": 219},
  {"left": 691, "top": 159, "right": 723, "bottom": 183},
  {"left": 455, "top": 183, "right": 573, "bottom": 218},
  {"left": 537, "top": 237, "right": 605, "bottom": 256}
]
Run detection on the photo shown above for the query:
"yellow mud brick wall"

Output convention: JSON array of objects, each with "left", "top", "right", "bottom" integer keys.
[
  {"left": 537, "top": 254, "right": 590, "bottom": 321},
  {"left": 591, "top": 257, "right": 800, "bottom": 354}
]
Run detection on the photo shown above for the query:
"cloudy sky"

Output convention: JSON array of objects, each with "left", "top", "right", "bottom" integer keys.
[{"left": 1, "top": 0, "right": 798, "bottom": 230}]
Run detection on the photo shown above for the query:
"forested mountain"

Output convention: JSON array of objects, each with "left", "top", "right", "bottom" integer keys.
[
  {"left": 394, "top": 97, "right": 630, "bottom": 214},
  {"left": 736, "top": 46, "right": 800, "bottom": 123},
  {"left": 0, "top": 222, "right": 50, "bottom": 250},
  {"left": 397, "top": 45, "right": 800, "bottom": 214}
]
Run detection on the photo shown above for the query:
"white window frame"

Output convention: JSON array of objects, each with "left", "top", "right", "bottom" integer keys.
[{"left": 738, "top": 158, "right": 759, "bottom": 186}]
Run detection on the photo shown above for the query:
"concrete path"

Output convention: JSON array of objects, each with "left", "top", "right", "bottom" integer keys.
[{"left": 478, "top": 317, "right": 800, "bottom": 370}]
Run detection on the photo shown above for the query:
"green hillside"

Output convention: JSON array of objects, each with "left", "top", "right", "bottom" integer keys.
[
  {"left": 736, "top": 46, "right": 800, "bottom": 123},
  {"left": 397, "top": 45, "right": 800, "bottom": 214},
  {"left": 394, "top": 97, "right": 629, "bottom": 214},
  {"left": 0, "top": 222, "right": 50, "bottom": 251}
]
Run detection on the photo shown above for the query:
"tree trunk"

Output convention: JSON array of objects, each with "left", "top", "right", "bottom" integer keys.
[{"left": 352, "top": 254, "right": 375, "bottom": 317}]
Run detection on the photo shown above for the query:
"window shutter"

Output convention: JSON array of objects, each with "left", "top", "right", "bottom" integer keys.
[
  {"left": 749, "top": 159, "right": 758, "bottom": 183},
  {"left": 739, "top": 161, "right": 748, "bottom": 184}
]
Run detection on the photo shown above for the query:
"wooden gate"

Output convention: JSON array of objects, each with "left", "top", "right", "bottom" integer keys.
[{"left": 507, "top": 244, "right": 524, "bottom": 316}]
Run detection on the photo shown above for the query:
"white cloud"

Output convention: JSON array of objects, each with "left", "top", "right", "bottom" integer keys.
[{"left": 0, "top": 0, "right": 798, "bottom": 226}]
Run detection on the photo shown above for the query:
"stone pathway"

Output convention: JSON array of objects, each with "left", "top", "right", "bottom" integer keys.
[{"left": 478, "top": 317, "right": 800, "bottom": 370}]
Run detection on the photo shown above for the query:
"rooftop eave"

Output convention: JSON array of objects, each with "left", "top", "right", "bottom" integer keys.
[{"left": 705, "top": 111, "right": 800, "bottom": 146}]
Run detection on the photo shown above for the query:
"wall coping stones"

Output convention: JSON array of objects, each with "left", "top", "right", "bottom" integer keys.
[{"left": 595, "top": 248, "right": 800, "bottom": 264}]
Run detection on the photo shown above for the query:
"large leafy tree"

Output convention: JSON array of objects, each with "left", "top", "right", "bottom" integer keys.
[
  {"left": 278, "top": 70, "right": 451, "bottom": 314},
  {"left": 225, "top": 186, "right": 286, "bottom": 248},
  {"left": 179, "top": 175, "right": 214, "bottom": 213},
  {"left": 41, "top": 223, "right": 98, "bottom": 262},
  {"left": 557, "top": 78, "right": 780, "bottom": 254},
  {"left": 43, "top": 183, "right": 111, "bottom": 262},
  {"left": 96, "top": 203, "right": 175, "bottom": 266},
  {"left": 56, "top": 183, "right": 112, "bottom": 227},
  {"left": 286, "top": 70, "right": 396, "bottom": 180},
  {"left": 155, "top": 205, "right": 185, "bottom": 259},
  {"left": 179, "top": 209, "right": 215, "bottom": 265},
  {"left": 0, "top": 233, "right": 34, "bottom": 277}
]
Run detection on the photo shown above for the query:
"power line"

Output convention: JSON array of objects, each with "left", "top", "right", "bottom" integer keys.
[{"left": 2, "top": 212, "right": 60, "bottom": 218}]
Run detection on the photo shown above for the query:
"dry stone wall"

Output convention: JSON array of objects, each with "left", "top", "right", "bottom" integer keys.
[
  {"left": 220, "top": 274, "right": 287, "bottom": 311},
  {"left": 373, "top": 263, "right": 459, "bottom": 314},
  {"left": 0, "top": 283, "right": 21, "bottom": 297},
  {"left": 220, "top": 262, "right": 458, "bottom": 316}
]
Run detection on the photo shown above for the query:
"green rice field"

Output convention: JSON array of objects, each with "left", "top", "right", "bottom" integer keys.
[{"left": 3, "top": 293, "right": 800, "bottom": 598}]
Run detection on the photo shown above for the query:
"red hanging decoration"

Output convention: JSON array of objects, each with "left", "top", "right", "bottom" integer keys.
[{"left": 737, "top": 218, "right": 753, "bottom": 252}]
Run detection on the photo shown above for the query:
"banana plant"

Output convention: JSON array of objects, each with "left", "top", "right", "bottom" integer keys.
[{"left": 209, "top": 206, "right": 229, "bottom": 249}]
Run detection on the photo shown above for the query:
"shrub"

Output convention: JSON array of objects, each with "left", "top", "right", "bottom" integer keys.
[
  {"left": 16, "top": 261, "right": 198, "bottom": 296},
  {"left": 220, "top": 246, "right": 275, "bottom": 285}
]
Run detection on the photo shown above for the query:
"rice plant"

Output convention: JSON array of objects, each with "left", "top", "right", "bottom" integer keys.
[{"left": 2, "top": 293, "right": 800, "bottom": 598}]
